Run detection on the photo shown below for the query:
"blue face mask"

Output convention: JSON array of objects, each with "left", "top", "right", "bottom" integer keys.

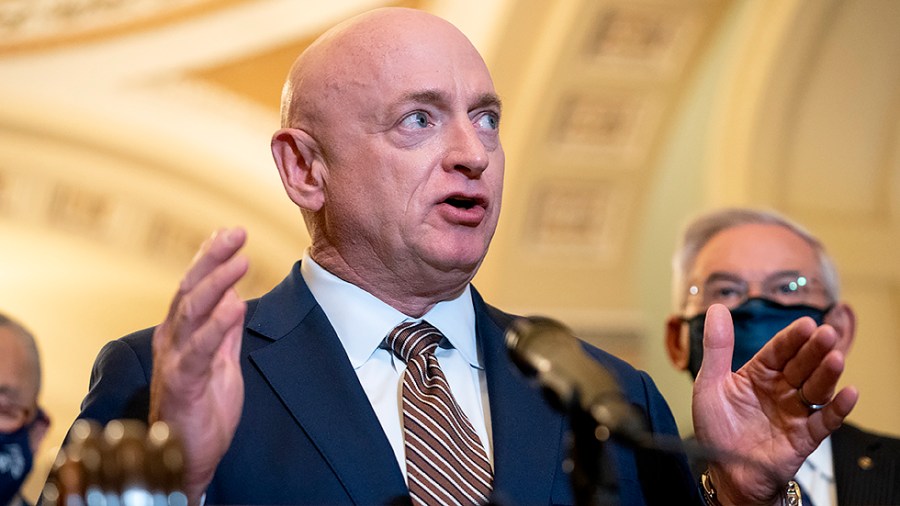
[
  {"left": 685, "top": 297, "right": 831, "bottom": 378},
  {"left": 0, "top": 421, "right": 34, "bottom": 505}
]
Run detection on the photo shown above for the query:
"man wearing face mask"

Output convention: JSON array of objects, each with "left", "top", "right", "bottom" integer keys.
[
  {"left": 0, "top": 313, "right": 50, "bottom": 506},
  {"left": 665, "top": 207, "right": 900, "bottom": 506}
]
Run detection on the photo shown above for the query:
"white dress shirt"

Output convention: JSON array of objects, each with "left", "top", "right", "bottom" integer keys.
[
  {"left": 795, "top": 435, "right": 837, "bottom": 506},
  {"left": 300, "top": 252, "right": 493, "bottom": 478}
]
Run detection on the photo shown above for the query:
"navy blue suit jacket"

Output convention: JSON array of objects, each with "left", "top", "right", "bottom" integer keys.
[{"left": 77, "top": 262, "right": 699, "bottom": 505}]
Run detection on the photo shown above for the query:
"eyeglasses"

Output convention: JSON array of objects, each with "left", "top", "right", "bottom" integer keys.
[
  {"left": 0, "top": 395, "right": 32, "bottom": 433},
  {"left": 686, "top": 271, "right": 831, "bottom": 312}
]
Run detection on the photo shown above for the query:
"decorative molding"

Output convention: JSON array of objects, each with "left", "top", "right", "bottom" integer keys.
[
  {"left": 580, "top": 1, "right": 711, "bottom": 77},
  {"left": 0, "top": 164, "right": 281, "bottom": 296},
  {"left": 525, "top": 179, "right": 629, "bottom": 260},
  {"left": 0, "top": 0, "right": 245, "bottom": 53},
  {"left": 553, "top": 92, "right": 646, "bottom": 154}
]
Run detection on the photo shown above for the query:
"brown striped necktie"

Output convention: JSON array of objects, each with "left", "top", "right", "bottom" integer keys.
[{"left": 387, "top": 320, "right": 493, "bottom": 506}]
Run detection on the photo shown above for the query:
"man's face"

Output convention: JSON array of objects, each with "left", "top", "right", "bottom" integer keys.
[
  {"left": 310, "top": 17, "right": 504, "bottom": 285},
  {"left": 0, "top": 328, "right": 37, "bottom": 436},
  {"left": 683, "top": 223, "right": 831, "bottom": 317},
  {"left": 667, "top": 221, "right": 855, "bottom": 375}
]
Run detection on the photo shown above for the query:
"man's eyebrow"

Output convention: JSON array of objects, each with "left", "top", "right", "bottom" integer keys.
[
  {"left": 701, "top": 270, "right": 807, "bottom": 285},
  {"left": 399, "top": 90, "right": 448, "bottom": 106},
  {"left": 702, "top": 272, "right": 744, "bottom": 284},
  {"left": 472, "top": 93, "right": 502, "bottom": 113},
  {"left": 395, "top": 90, "right": 502, "bottom": 112},
  {"left": 763, "top": 270, "right": 803, "bottom": 279}
]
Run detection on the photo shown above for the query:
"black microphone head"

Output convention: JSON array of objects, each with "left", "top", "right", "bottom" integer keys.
[
  {"left": 506, "top": 316, "right": 578, "bottom": 409},
  {"left": 506, "top": 315, "right": 600, "bottom": 411},
  {"left": 506, "top": 315, "right": 650, "bottom": 446},
  {"left": 505, "top": 316, "right": 572, "bottom": 374}
]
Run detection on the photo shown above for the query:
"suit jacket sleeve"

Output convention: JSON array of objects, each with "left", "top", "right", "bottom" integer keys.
[
  {"left": 629, "top": 368, "right": 699, "bottom": 504},
  {"left": 583, "top": 345, "right": 699, "bottom": 505},
  {"left": 79, "top": 329, "right": 154, "bottom": 425}
]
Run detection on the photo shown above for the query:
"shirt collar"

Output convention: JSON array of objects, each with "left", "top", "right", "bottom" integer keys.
[{"left": 300, "top": 251, "right": 482, "bottom": 370}]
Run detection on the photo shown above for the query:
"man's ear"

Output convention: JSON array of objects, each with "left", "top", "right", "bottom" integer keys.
[
  {"left": 824, "top": 301, "right": 856, "bottom": 354},
  {"left": 665, "top": 314, "right": 690, "bottom": 370},
  {"left": 28, "top": 409, "right": 50, "bottom": 452},
  {"left": 271, "top": 127, "right": 326, "bottom": 211}
]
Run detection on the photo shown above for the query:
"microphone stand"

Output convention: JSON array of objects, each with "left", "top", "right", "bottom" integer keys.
[
  {"left": 567, "top": 395, "right": 619, "bottom": 506},
  {"left": 506, "top": 316, "right": 771, "bottom": 506}
]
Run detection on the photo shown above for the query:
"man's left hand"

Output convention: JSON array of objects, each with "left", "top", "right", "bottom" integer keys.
[{"left": 692, "top": 304, "right": 858, "bottom": 505}]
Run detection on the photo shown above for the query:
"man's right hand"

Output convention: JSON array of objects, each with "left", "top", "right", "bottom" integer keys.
[{"left": 149, "top": 228, "right": 249, "bottom": 505}]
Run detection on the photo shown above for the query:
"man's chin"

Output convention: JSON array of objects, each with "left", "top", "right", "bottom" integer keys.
[{"left": 422, "top": 248, "right": 485, "bottom": 277}]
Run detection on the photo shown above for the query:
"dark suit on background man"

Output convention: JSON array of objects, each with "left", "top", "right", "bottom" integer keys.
[
  {"left": 79, "top": 263, "right": 698, "bottom": 505},
  {"left": 832, "top": 423, "right": 900, "bottom": 505}
]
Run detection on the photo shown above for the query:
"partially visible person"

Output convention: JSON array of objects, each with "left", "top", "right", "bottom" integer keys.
[
  {"left": 665, "top": 207, "right": 900, "bottom": 505},
  {"left": 0, "top": 313, "right": 50, "bottom": 506}
]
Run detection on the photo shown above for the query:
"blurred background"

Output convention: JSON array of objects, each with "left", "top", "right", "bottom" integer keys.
[{"left": 1, "top": 0, "right": 898, "bottom": 499}]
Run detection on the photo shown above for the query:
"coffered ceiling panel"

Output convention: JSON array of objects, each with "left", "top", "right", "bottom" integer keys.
[{"left": 485, "top": 0, "right": 727, "bottom": 317}]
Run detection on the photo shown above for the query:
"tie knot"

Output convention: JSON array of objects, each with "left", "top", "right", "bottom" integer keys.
[{"left": 387, "top": 321, "right": 443, "bottom": 363}]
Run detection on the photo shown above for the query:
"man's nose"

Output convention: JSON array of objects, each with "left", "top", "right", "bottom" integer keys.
[
  {"left": 443, "top": 120, "right": 489, "bottom": 177},
  {"left": 745, "top": 282, "right": 765, "bottom": 300}
]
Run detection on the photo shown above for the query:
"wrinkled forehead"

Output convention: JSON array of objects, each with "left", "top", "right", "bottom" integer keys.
[
  {"left": 692, "top": 223, "right": 821, "bottom": 281},
  {"left": 317, "top": 11, "right": 493, "bottom": 101},
  {"left": 284, "top": 9, "right": 497, "bottom": 130}
]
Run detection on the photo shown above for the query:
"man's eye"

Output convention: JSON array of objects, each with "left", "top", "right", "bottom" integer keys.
[
  {"left": 476, "top": 112, "right": 499, "bottom": 130},
  {"left": 400, "top": 111, "right": 429, "bottom": 129},
  {"left": 775, "top": 283, "right": 805, "bottom": 296},
  {"left": 715, "top": 288, "right": 740, "bottom": 298}
]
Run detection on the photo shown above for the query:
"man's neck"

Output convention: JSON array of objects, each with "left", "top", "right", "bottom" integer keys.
[{"left": 309, "top": 248, "right": 473, "bottom": 317}]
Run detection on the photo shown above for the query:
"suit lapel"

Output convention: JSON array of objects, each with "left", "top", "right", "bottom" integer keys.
[
  {"left": 245, "top": 265, "right": 408, "bottom": 504},
  {"left": 474, "top": 291, "right": 567, "bottom": 504},
  {"left": 240, "top": 271, "right": 566, "bottom": 504}
]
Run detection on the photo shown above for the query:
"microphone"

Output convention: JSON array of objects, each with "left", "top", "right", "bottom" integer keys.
[
  {"left": 506, "top": 316, "right": 775, "bottom": 477},
  {"left": 505, "top": 316, "right": 649, "bottom": 446}
]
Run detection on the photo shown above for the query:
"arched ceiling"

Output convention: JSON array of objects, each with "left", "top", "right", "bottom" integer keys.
[{"left": 2, "top": 0, "right": 898, "bottom": 498}]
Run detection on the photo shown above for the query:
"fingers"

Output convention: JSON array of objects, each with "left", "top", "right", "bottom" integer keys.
[
  {"left": 808, "top": 386, "right": 859, "bottom": 442},
  {"left": 172, "top": 251, "right": 249, "bottom": 345},
  {"left": 223, "top": 303, "right": 244, "bottom": 363},
  {"left": 696, "top": 304, "right": 734, "bottom": 382},
  {"left": 163, "top": 228, "right": 248, "bottom": 341},
  {"left": 181, "top": 288, "right": 246, "bottom": 378},
  {"left": 755, "top": 316, "right": 818, "bottom": 372},
  {"left": 184, "top": 228, "right": 247, "bottom": 293},
  {"left": 166, "top": 228, "right": 247, "bottom": 323},
  {"left": 780, "top": 323, "right": 839, "bottom": 389},
  {"left": 795, "top": 348, "right": 842, "bottom": 403},
  {"left": 767, "top": 317, "right": 857, "bottom": 446},
  {"left": 153, "top": 227, "right": 249, "bottom": 379},
  {"left": 823, "top": 387, "right": 858, "bottom": 425}
]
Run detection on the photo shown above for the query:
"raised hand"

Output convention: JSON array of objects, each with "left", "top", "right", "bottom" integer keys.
[
  {"left": 149, "top": 228, "right": 249, "bottom": 505},
  {"left": 692, "top": 304, "right": 858, "bottom": 505}
]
